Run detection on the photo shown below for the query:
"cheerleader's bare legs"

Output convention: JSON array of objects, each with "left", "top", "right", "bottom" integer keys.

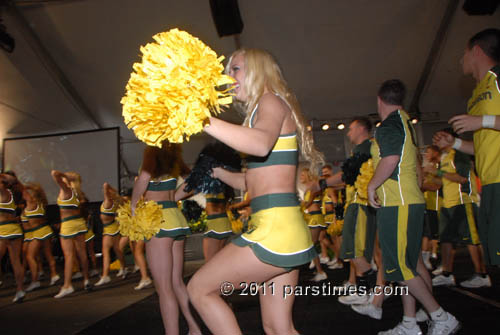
[
  {"left": 146, "top": 237, "right": 202, "bottom": 335},
  {"left": 189, "top": 243, "right": 299, "bottom": 335},
  {"left": 133, "top": 240, "right": 152, "bottom": 289}
]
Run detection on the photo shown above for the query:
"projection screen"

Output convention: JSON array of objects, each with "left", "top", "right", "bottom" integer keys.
[{"left": 2, "top": 128, "right": 120, "bottom": 204}]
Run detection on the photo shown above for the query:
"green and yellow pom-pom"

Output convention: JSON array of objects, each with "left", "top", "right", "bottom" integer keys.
[
  {"left": 227, "top": 209, "right": 243, "bottom": 234},
  {"left": 116, "top": 199, "right": 164, "bottom": 241},
  {"left": 121, "top": 28, "right": 235, "bottom": 146},
  {"left": 327, "top": 219, "right": 344, "bottom": 236},
  {"left": 354, "top": 159, "right": 374, "bottom": 201}
]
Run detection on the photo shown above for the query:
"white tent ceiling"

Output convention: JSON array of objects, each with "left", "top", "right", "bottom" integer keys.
[{"left": 1, "top": 0, "right": 499, "bottom": 176}]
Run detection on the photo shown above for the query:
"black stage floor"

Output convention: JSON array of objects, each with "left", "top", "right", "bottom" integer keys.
[
  {"left": 1, "top": 248, "right": 499, "bottom": 335},
  {"left": 79, "top": 249, "right": 500, "bottom": 335}
]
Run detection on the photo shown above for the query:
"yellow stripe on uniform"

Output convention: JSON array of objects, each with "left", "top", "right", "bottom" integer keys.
[
  {"left": 397, "top": 205, "right": 413, "bottom": 280},
  {"left": 271, "top": 134, "right": 298, "bottom": 152},
  {"left": 465, "top": 203, "right": 480, "bottom": 245},
  {"left": 354, "top": 207, "right": 367, "bottom": 258}
]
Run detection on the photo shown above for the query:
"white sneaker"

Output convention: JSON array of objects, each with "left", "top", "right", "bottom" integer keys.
[
  {"left": 460, "top": 274, "right": 492, "bottom": 288},
  {"left": 72, "top": 272, "right": 83, "bottom": 280},
  {"left": 311, "top": 272, "right": 328, "bottom": 282},
  {"left": 89, "top": 269, "right": 99, "bottom": 278},
  {"left": 12, "top": 290, "right": 26, "bottom": 303},
  {"left": 117, "top": 267, "right": 128, "bottom": 278},
  {"left": 351, "top": 303, "right": 382, "bottom": 320},
  {"left": 320, "top": 256, "right": 330, "bottom": 264},
  {"left": 25, "top": 281, "right": 41, "bottom": 292},
  {"left": 432, "top": 265, "right": 443, "bottom": 276},
  {"left": 133, "top": 265, "right": 140, "bottom": 273},
  {"left": 415, "top": 308, "right": 429, "bottom": 322},
  {"left": 50, "top": 275, "right": 61, "bottom": 286},
  {"left": 38, "top": 271, "right": 45, "bottom": 280},
  {"left": 308, "top": 260, "right": 315, "bottom": 269},
  {"left": 338, "top": 292, "right": 370, "bottom": 305},
  {"left": 378, "top": 323, "right": 422, "bottom": 335},
  {"left": 54, "top": 286, "right": 74, "bottom": 298},
  {"left": 432, "top": 274, "right": 455, "bottom": 287},
  {"left": 427, "top": 312, "right": 461, "bottom": 335},
  {"left": 95, "top": 276, "right": 111, "bottom": 286},
  {"left": 328, "top": 262, "right": 344, "bottom": 270},
  {"left": 326, "top": 258, "right": 338, "bottom": 266},
  {"left": 134, "top": 278, "right": 152, "bottom": 290},
  {"left": 431, "top": 253, "right": 438, "bottom": 259}
]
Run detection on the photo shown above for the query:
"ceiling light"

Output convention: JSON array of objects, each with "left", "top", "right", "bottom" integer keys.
[
  {"left": 411, "top": 117, "right": 418, "bottom": 124},
  {"left": 336, "top": 123, "right": 345, "bottom": 130},
  {"left": 375, "top": 121, "right": 381, "bottom": 127},
  {"left": 306, "top": 125, "right": 312, "bottom": 131},
  {"left": 321, "top": 123, "right": 330, "bottom": 131}
]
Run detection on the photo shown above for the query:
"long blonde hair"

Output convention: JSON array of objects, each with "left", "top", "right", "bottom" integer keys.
[
  {"left": 24, "top": 182, "right": 48, "bottom": 207},
  {"left": 226, "top": 48, "right": 324, "bottom": 172}
]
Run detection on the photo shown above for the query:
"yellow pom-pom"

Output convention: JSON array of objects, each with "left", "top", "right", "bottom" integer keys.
[
  {"left": 327, "top": 219, "right": 344, "bottom": 236},
  {"left": 121, "top": 28, "right": 235, "bottom": 146},
  {"left": 116, "top": 199, "right": 164, "bottom": 241},
  {"left": 227, "top": 209, "right": 243, "bottom": 234},
  {"left": 354, "top": 159, "right": 374, "bottom": 201}
]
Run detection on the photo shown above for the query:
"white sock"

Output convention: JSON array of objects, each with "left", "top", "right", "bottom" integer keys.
[
  {"left": 402, "top": 316, "right": 417, "bottom": 329},
  {"left": 430, "top": 307, "right": 448, "bottom": 321}
]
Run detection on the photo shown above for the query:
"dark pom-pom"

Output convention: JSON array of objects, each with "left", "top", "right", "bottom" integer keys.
[
  {"left": 182, "top": 200, "right": 203, "bottom": 222},
  {"left": 184, "top": 141, "right": 242, "bottom": 194},
  {"left": 335, "top": 203, "right": 344, "bottom": 220},
  {"left": 341, "top": 153, "right": 371, "bottom": 185}
]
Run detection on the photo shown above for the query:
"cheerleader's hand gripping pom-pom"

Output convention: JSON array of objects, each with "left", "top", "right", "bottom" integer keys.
[
  {"left": 116, "top": 199, "right": 164, "bottom": 241},
  {"left": 121, "top": 28, "right": 235, "bottom": 146}
]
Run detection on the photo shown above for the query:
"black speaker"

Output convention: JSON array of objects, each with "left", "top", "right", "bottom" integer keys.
[
  {"left": 463, "top": 0, "right": 499, "bottom": 15},
  {"left": 209, "top": 0, "right": 244, "bottom": 37}
]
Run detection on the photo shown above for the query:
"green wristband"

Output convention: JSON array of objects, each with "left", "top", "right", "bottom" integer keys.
[{"left": 436, "top": 170, "right": 445, "bottom": 177}]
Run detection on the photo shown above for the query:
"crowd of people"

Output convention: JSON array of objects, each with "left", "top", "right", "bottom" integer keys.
[{"left": 0, "top": 27, "right": 498, "bottom": 335}]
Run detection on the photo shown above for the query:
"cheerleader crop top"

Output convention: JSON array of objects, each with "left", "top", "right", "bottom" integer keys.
[
  {"left": 100, "top": 201, "right": 118, "bottom": 216},
  {"left": 147, "top": 176, "right": 177, "bottom": 191},
  {"left": 57, "top": 190, "right": 80, "bottom": 209},
  {"left": 246, "top": 104, "right": 298, "bottom": 169},
  {"left": 24, "top": 203, "right": 46, "bottom": 219},
  {"left": 0, "top": 190, "right": 16, "bottom": 214}
]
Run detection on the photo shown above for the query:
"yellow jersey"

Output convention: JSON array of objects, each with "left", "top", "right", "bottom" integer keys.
[
  {"left": 468, "top": 65, "right": 500, "bottom": 186},
  {"left": 439, "top": 149, "right": 478, "bottom": 208},
  {"left": 371, "top": 109, "right": 424, "bottom": 207}
]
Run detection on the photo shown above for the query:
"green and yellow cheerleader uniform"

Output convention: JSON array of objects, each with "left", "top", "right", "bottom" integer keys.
[
  {"left": 147, "top": 176, "right": 191, "bottom": 240},
  {"left": 372, "top": 109, "right": 425, "bottom": 282},
  {"left": 340, "top": 139, "right": 377, "bottom": 261},
  {"left": 57, "top": 190, "right": 88, "bottom": 239},
  {"left": 205, "top": 193, "right": 232, "bottom": 239},
  {"left": 0, "top": 190, "right": 23, "bottom": 240},
  {"left": 232, "top": 104, "right": 316, "bottom": 269},
  {"left": 468, "top": 65, "right": 500, "bottom": 265},
  {"left": 307, "top": 194, "right": 326, "bottom": 228},
  {"left": 23, "top": 204, "right": 54, "bottom": 241},
  {"left": 438, "top": 149, "right": 480, "bottom": 246},
  {"left": 322, "top": 188, "right": 335, "bottom": 226},
  {"left": 100, "top": 201, "right": 120, "bottom": 236}
]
